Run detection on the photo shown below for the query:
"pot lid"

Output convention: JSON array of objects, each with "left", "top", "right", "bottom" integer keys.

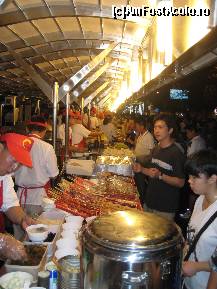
[{"left": 86, "top": 210, "right": 181, "bottom": 250}]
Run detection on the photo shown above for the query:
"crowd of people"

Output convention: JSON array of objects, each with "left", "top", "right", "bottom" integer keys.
[
  {"left": 0, "top": 106, "right": 216, "bottom": 289},
  {"left": 120, "top": 112, "right": 217, "bottom": 289}
]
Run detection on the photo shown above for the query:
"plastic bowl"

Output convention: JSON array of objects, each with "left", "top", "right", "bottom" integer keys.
[
  {"left": 0, "top": 271, "right": 33, "bottom": 289},
  {"left": 26, "top": 224, "right": 49, "bottom": 242}
]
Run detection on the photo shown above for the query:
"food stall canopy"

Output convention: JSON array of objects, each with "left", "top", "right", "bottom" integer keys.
[
  {"left": 0, "top": 0, "right": 154, "bottom": 104},
  {"left": 0, "top": 0, "right": 215, "bottom": 109}
]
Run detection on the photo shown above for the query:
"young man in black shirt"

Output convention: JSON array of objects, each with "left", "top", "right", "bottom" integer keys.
[{"left": 133, "top": 114, "right": 185, "bottom": 220}]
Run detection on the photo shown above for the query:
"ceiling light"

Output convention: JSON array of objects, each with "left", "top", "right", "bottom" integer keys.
[
  {"left": 73, "top": 91, "right": 79, "bottom": 97},
  {"left": 63, "top": 84, "right": 70, "bottom": 92}
]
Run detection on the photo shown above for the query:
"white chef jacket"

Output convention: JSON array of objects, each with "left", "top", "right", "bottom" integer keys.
[
  {"left": 187, "top": 135, "right": 206, "bottom": 157},
  {"left": 14, "top": 136, "right": 59, "bottom": 206},
  {"left": 71, "top": 124, "right": 91, "bottom": 145},
  {"left": 0, "top": 175, "right": 19, "bottom": 212},
  {"left": 57, "top": 123, "right": 72, "bottom": 146},
  {"left": 90, "top": 116, "right": 99, "bottom": 130}
]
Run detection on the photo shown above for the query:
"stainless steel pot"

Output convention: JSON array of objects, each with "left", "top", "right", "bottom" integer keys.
[{"left": 82, "top": 210, "right": 183, "bottom": 289}]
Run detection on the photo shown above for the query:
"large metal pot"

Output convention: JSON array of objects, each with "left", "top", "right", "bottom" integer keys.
[{"left": 82, "top": 210, "right": 183, "bottom": 289}]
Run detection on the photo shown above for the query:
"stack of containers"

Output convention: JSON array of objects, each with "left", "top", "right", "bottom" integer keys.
[{"left": 55, "top": 216, "right": 84, "bottom": 289}]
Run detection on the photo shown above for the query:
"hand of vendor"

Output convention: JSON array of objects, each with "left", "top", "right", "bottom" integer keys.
[
  {"left": 21, "top": 214, "right": 36, "bottom": 230},
  {"left": 0, "top": 233, "right": 27, "bottom": 261},
  {"left": 5, "top": 206, "right": 36, "bottom": 231}
]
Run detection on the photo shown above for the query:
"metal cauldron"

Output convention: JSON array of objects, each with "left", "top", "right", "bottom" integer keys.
[{"left": 82, "top": 210, "right": 184, "bottom": 289}]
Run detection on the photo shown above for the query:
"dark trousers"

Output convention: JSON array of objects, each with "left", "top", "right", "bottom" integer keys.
[{"left": 134, "top": 172, "right": 148, "bottom": 206}]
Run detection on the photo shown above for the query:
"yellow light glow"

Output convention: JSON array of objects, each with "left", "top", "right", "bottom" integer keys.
[
  {"left": 135, "top": 27, "right": 146, "bottom": 42},
  {"left": 156, "top": 0, "right": 173, "bottom": 65},
  {"left": 130, "top": 60, "right": 143, "bottom": 93},
  {"left": 110, "top": 80, "right": 130, "bottom": 112},
  {"left": 145, "top": 64, "right": 151, "bottom": 83},
  {"left": 187, "top": 0, "right": 210, "bottom": 49},
  {"left": 151, "top": 62, "right": 165, "bottom": 79},
  {"left": 118, "top": 211, "right": 135, "bottom": 226}
]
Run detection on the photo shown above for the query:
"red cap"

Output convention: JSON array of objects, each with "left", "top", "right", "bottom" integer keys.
[
  {"left": 27, "top": 121, "right": 47, "bottom": 128},
  {"left": 90, "top": 107, "right": 97, "bottom": 114},
  {"left": 0, "top": 133, "right": 34, "bottom": 167}
]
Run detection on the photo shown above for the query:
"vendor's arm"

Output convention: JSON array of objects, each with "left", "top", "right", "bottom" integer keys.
[
  {"left": 2, "top": 176, "right": 35, "bottom": 229},
  {"left": 182, "top": 261, "right": 211, "bottom": 277}
]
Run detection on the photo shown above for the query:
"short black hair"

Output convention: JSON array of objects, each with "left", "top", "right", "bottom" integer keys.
[
  {"left": 185, "top": 149, "right": 217, "bottom": 177},
  {"left": 27, "top": 115, "right": 47, "bottom": 132},
  {"left": 185, "top": 123, "right": 198, "bottom": 133},
  {"left": 154, "top": 113, "right": 177, "bottom": 138},
  {"left": 135, "top": 116, "right": 147, "bottom": 128},
  {"left": 103, "top": 116, "right": 112, "bottom": 125}
]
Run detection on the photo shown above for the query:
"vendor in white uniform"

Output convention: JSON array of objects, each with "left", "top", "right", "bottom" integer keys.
[
  {"left": 0, "top": 133, "right": 35, "bottom": 260},
  {"left": 71, "top": 112, "right": 103, "bottom": 150},
  {"left": 89, "top": 107, "right": 99, "bottom": 130},
  {"left": 57, "top": 110, "right": 75, "bottom": 146},
  {"left": 14, "top": 116, "right": 59, "bottom": 207}
]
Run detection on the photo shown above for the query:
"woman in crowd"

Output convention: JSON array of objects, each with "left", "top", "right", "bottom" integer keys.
[{"left": 183, "top": 149, "right": 217, "bottom": 289}]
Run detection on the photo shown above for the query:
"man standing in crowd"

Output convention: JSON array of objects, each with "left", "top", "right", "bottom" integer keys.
[
  {"left": 186, "top": 124, "right": 206, "bottom": 157},
  {"left": 134, "top": 117, "right": 155, "bottom": 205},
  {"left": 0, "top": 133, "right": 34, "bottom": 260},
  {"left": 133, "top": 114, "right": 185, "bottom": 220},
  {"left": 14, "top": 116, "right": 59, "bottom": 207}
]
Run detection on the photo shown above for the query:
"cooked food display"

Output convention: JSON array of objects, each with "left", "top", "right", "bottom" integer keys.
[{"left": 10, "top": 245, "right": 46, "bottom": 266}]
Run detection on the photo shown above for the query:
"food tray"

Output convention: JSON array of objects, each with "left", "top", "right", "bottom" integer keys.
[
  {"left": 5, "top": 244, "right": 48, "bottom": 282},
  {"left": 66, "top": 159, "right": 95, "bottom": 176},
  {"left": 95, "top": 156, "right": 133, "bottom": 176},
  {"left": 24, "top": 224, "right": 61, "bottom": 257}
]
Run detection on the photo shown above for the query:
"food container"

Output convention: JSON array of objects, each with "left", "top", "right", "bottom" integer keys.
[
  {"left": 58, "top": 255, "right": 81, "bottom": 289},
  {"left": 26, "top": 224, "right": 49, "bottom": 242},
  {"left": 82, "top": 210, "right": 184, "bottom": 289},
  {"left": 0, "top": 271, "right": 33, "bottom": 289},
  {"left": 24, "top": 223, "right": 61, "bottom": 257},
  {"left": 95, "top": 156, "right": 133, "bottom": 176},
  {"left": 66, "top": 159, "right": 95, "bottom": 176},
  {"left": 5, "top": 244, "right": 48, "bottom": 283}
]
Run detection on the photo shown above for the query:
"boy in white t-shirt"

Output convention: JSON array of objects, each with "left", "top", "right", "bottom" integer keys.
[{"left": 183, "top": 149, "right": 217, "bottom": 289}]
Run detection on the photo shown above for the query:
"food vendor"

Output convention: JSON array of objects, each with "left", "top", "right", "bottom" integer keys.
[
  {"left": 0, "top": 133, "right": 35, "bottom": 260},
  {"left": 71, "top": 112, "right": 101, "bottom": 151},
  {"left": 14, "top": 116, "right": 59, "bottom": 207},
  {"left": 89, "top": 107, "right": 99, "bottom": 130},
  {"left": 57, "top": 109, "right": 75, "bottom": 146}
]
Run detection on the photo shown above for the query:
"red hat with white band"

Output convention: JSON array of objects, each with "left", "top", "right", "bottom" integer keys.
[{"left": 0, "top": 133, "right": 34, "bottom": 167}]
